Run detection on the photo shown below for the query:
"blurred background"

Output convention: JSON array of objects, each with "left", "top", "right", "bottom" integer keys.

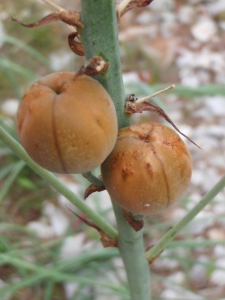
[{"left": 1, "top": 0, "right": 225, "bottom": 299}]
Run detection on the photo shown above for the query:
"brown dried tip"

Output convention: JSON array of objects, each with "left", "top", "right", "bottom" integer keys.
[
  {"left": 84, "top": 183, "right": 105, "bottom": 199},
  {"left": 68, "top": 32, "right": 84, "bottom": 56},
  {"left": 122, "top": 209, "right": 144, "bottom": 231},
  {"left": 12, "top": 10, "right": 83, "bottom": 29},
  {"left": 70, "top": 210, "right": 117, "bottom": 248},
  {"left": 125, "top": 97, "right": 201, "bottom": 149},
  {"left": 119, "top": 0, "right": 154, "bottom": 17},
  {"left": 77, "top": 56, "right": 109, "bottom": 77}
]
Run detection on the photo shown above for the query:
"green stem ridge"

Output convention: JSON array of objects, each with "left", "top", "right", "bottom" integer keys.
[
  {"left": 79, "top": 1, "right": 151, "bottom": 299},
  {"left": 0, "top": 126, "right": 117, "bottom": 240},
  {"left": 146, "top": 173, "right": 225, "bottom": 262},
  {"left": 82, "top": 171, "right": 103, "bottom": 186}
]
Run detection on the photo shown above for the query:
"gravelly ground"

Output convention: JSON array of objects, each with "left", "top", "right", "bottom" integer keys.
[{"left": 120, "top": 1, "right": 225, "bottom": 298}]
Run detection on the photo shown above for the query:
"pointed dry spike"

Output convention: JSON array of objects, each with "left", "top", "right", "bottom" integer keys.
[
  {"left": 125, "top": 98, "right": 201, "bottom": 149},
  {"left": 69, "top": 209, "right": 117, "bottom": 247},
  {"left": 135, "top": 84, "right": 176, "bottom": 104},
  {"left": 84, "top": 183, "right": 105, "bottom": 199},
  {"left": 41, "top": 0, "right": 65, "bottom": 12},
  {"left": 143, "top": 101, "right": 201, "bottom": 149},
  {"left": 69, "top": 209, "right": 100, "bottom": 230}
]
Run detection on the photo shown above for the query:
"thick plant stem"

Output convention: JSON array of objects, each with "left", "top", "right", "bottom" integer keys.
[
  {"left": 80, "top": 1, "right": 151, "bottom": 299},
  {"left": 113, "top": 203, "right": 151, "bottom": 300},
  {"left": 79, "top": 0, "right": 130, "bottom": 130}
]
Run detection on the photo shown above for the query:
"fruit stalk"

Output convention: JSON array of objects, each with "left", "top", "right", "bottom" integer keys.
[{"left": 79, "top": 1, "right": 151, "bottom": 299}]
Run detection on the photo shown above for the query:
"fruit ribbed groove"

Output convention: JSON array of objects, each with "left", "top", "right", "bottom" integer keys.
[{"left": 52, "top": 95, "right": 67, "bottom": 173}]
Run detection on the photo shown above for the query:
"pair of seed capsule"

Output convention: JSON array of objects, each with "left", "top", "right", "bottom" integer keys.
[{"left": 17, "top": 72, "right": 192, "bottom": 216}]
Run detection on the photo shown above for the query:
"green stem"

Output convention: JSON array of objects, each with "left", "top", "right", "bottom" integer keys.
[
  {"left": 113, "top": 203, "right": 151, "bottom": 300},
  {"left": 82, "top": 171, "right": 103, "bottom": 186},
  {"left": 146, "top": 173, "right": 225, "bottom": 262},
  {"left": 79, "top": 0, "right": 130, "bottom": 130},
  {"left": 0, "top": 126, "right": 117, "bottom": 240},
  {"left": 80, "top": 1, "right": 151, "bottom": 299}
]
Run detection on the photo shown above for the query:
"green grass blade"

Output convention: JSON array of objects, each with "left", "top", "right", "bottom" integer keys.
[
  {"left": 0, "top": 57, "right": 36, "bottom": 79},
  {"left": 0, "top": 253, "right": 127, "bottom": 297},
  {"left": 0, "top": 163, "right": 15, "bottom": 180},
  {"left": 0, "top": 35, "right": 52, "bottom": 68},
  {"left": 0, "top": 160, "right": 26, "bottom": 205}
]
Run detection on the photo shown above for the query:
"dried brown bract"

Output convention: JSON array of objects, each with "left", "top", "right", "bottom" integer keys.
[
  {"left": 70, "top": 211, "right": 117, "bottom": 248},
  {"left": 12, "top": 10, "right": 83, "bottom": 29},
  {"left": 125, "top": 94, "right": 200, "bottom": 149},
  {"left": 77, "top": 56, "right": 109, "bottom": 77},
  {"left": 122, "top": 209, "right": 144, "bottom": 231},
  {"left": 84, "top": 184, "right": 105, "bottom": 199},
  {"left": 118, "top": 0, "right": 154, "bottom": 18},
  {"left": 68, "top": 32, "right": 84, "bottom": 56}
]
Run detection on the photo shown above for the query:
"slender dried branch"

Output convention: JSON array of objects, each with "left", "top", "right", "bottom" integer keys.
[
  {"left": 41, "top": 0, "right": 64, "bottom": 11},
  {"left": 135, "top": 84, "right": 176, "bottom": 104},
  {"left": 125, "top": 85, "right": 201, "bottom": 149}
]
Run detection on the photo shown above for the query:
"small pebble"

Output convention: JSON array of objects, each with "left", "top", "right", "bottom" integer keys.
[
  {"left": 191, "top": 17, "right": 217, "bottom": 42},
  {"left": 210, "top": 258, "right": 225, "bottom": 286},
  {"left": 1, "top": 99, "right": 19, "bottom": 117},
  {"left": 60, "top": 234, "right": 85, "bottom": 260}
]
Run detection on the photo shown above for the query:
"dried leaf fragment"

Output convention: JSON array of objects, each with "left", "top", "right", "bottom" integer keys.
[
  {"left": 119, "top": 0, "right": 154, "bottom": 17},
  {"left": 125, "top": 97, "right": 201, "bottom": 149},
  {"left": 122, "top": 209, "right": 144, "bottom": 231},
  {"left": 84, "top": 183, "right": 105, "bottom": 199},
  {"left": 70, "top": 211, "right": 117, "bottom": 248},
  {"left": 77, "top": 56, "right": 109, "bottom": 76},
  {"left": 68, "top": 32, "right": 84, "bottom": 56},
  {"left": 12, "top": 10, "right": 83, "bottom": 29},
  {"left": 100, "top": 232, "right": 118, "bottom": 248}
]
